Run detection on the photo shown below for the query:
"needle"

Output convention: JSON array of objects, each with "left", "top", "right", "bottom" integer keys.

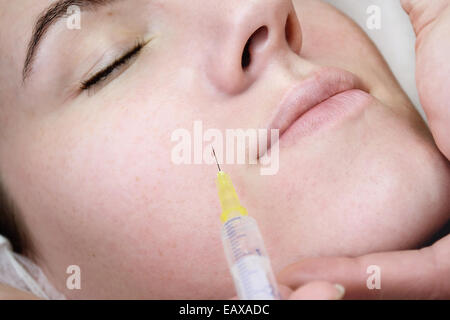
[{"left": 211, "top": 147, "right": 221, "bottom": 172}]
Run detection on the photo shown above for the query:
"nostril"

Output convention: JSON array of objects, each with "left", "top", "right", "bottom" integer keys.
[
  {"left": 241, "top": 26, "right": 269, "bottom": 70},
  {"left": 241, "top": 40, "right": 251, "bottom": 69},
  {"left": 285, "top": 13, "right": 301, "bottom": 54}
]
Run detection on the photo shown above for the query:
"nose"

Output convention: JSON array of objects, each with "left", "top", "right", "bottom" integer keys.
[{"left": 205, "top": 0, "right": 302, "bottom": 95}]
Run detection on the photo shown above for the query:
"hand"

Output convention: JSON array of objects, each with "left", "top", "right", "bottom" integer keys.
[
  {"left": 401, "top": 0, "right": 450, "bottom": 159},
  {"left": 0, "top": 283, "right": 41, "bottom": 300},
  {"left": 278, "top": 282, "right": 345, "bottom": 300},
  {"left": 277, "top": 234, "right": 450, "bottom": 299},
  {"left": 230, "top": 282, "right": 345, "bottom": 300}
]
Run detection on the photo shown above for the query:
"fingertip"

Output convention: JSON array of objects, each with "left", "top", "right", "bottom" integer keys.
[
  {"left": 400, "top": 0, "right": 414, "bottom": 13},
  {"left": 288, "top": 281, "right": 346, "bottom": 300},
  {"left": 334, "top": 283, "right": 346, "bottom": 300},
  {"left": 277, "top": 284, "right": 294, "bottom": 300},
  {"left": 277, "top": 260, "right": 311, "bottom": 288}
]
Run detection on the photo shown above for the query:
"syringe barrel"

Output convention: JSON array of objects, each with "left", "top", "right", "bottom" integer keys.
[{"left": 221, "top": 216, "right": 281, "bottom": 300}]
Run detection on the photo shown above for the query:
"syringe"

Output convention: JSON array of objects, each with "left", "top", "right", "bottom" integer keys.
[{"left": 212, "top": 149, "right": 281, "bottom": 300}]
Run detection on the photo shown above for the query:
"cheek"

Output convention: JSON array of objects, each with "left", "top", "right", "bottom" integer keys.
[
  {"left": 247, "top": 99, "right": 448, "bottom": 263},
  {"left": 15, "top": 97, "right": 232, "bottom": 298}
]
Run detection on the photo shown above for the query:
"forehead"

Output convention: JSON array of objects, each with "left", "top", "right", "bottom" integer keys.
[{"left": 0, "top": 1, "right": 53, "bottom": 83}]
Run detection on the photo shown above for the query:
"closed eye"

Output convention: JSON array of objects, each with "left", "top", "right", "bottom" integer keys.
[{"left": 80, "top": 40, "right": 145, "bottom": 91}]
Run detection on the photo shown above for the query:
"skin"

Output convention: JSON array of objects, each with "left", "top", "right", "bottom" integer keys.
[
  {"left": 0, "top": 0, "right": 449, "bottom": 299},
  {"left": 279, "top": 0, "right": 450, "bottom": 299}
]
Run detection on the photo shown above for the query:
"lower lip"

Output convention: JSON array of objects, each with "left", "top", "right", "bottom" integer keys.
[{"left": 279, "top": 89, "right": 372, "bottom": 147}]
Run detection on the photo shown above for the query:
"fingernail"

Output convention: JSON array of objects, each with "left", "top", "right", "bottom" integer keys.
[{"left": 334, "top": 283, "right": 345, "bottom": 299}]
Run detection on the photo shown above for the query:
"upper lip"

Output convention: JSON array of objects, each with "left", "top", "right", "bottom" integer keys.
[{"left": 261, "top": 67, "right": 367, "bottom": 154}]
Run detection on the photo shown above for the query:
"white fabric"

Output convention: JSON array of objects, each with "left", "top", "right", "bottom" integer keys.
[{"left": 0, "top": 234, "right": 65, "bottom": 299}]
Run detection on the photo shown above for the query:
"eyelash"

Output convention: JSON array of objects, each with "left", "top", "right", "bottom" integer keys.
[{"left": 80, "top": 40, "right": 145, "bottom": 91}]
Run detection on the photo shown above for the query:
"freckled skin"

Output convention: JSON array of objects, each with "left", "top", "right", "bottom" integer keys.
[{"left": 0, "top": 0, "right": 449, "bottom": 299}]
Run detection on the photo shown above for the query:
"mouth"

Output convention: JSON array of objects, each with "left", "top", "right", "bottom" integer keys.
[{"left": 260, "top": 66, "right": 369, "bottom": 157}]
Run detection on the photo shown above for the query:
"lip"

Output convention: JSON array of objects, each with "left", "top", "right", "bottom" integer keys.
[{"left": 261, "top": 67, "right": 369, "bottom": 156}]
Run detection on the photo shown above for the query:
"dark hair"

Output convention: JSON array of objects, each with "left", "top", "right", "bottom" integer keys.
[{"left": 0, "top": 179, "right": 30, "bottom": 255}]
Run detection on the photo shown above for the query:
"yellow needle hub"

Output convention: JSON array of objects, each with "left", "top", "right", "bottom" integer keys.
[{"left": 216, "top": 171, "right": 248, "bottom": 224}]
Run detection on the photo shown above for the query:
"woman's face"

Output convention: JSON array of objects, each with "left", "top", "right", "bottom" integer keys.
[{"left": 0, "top": 0, "right": 449, "bottom": 298}]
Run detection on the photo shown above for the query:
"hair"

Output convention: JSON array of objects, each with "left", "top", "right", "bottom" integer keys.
[{"left": 0, "top": 179, "right": 30, "bottom": 255}]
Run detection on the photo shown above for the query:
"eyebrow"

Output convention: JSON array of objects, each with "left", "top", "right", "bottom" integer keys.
[{"left": 22, "top": 0, "right": 118, "bottom": 82}]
